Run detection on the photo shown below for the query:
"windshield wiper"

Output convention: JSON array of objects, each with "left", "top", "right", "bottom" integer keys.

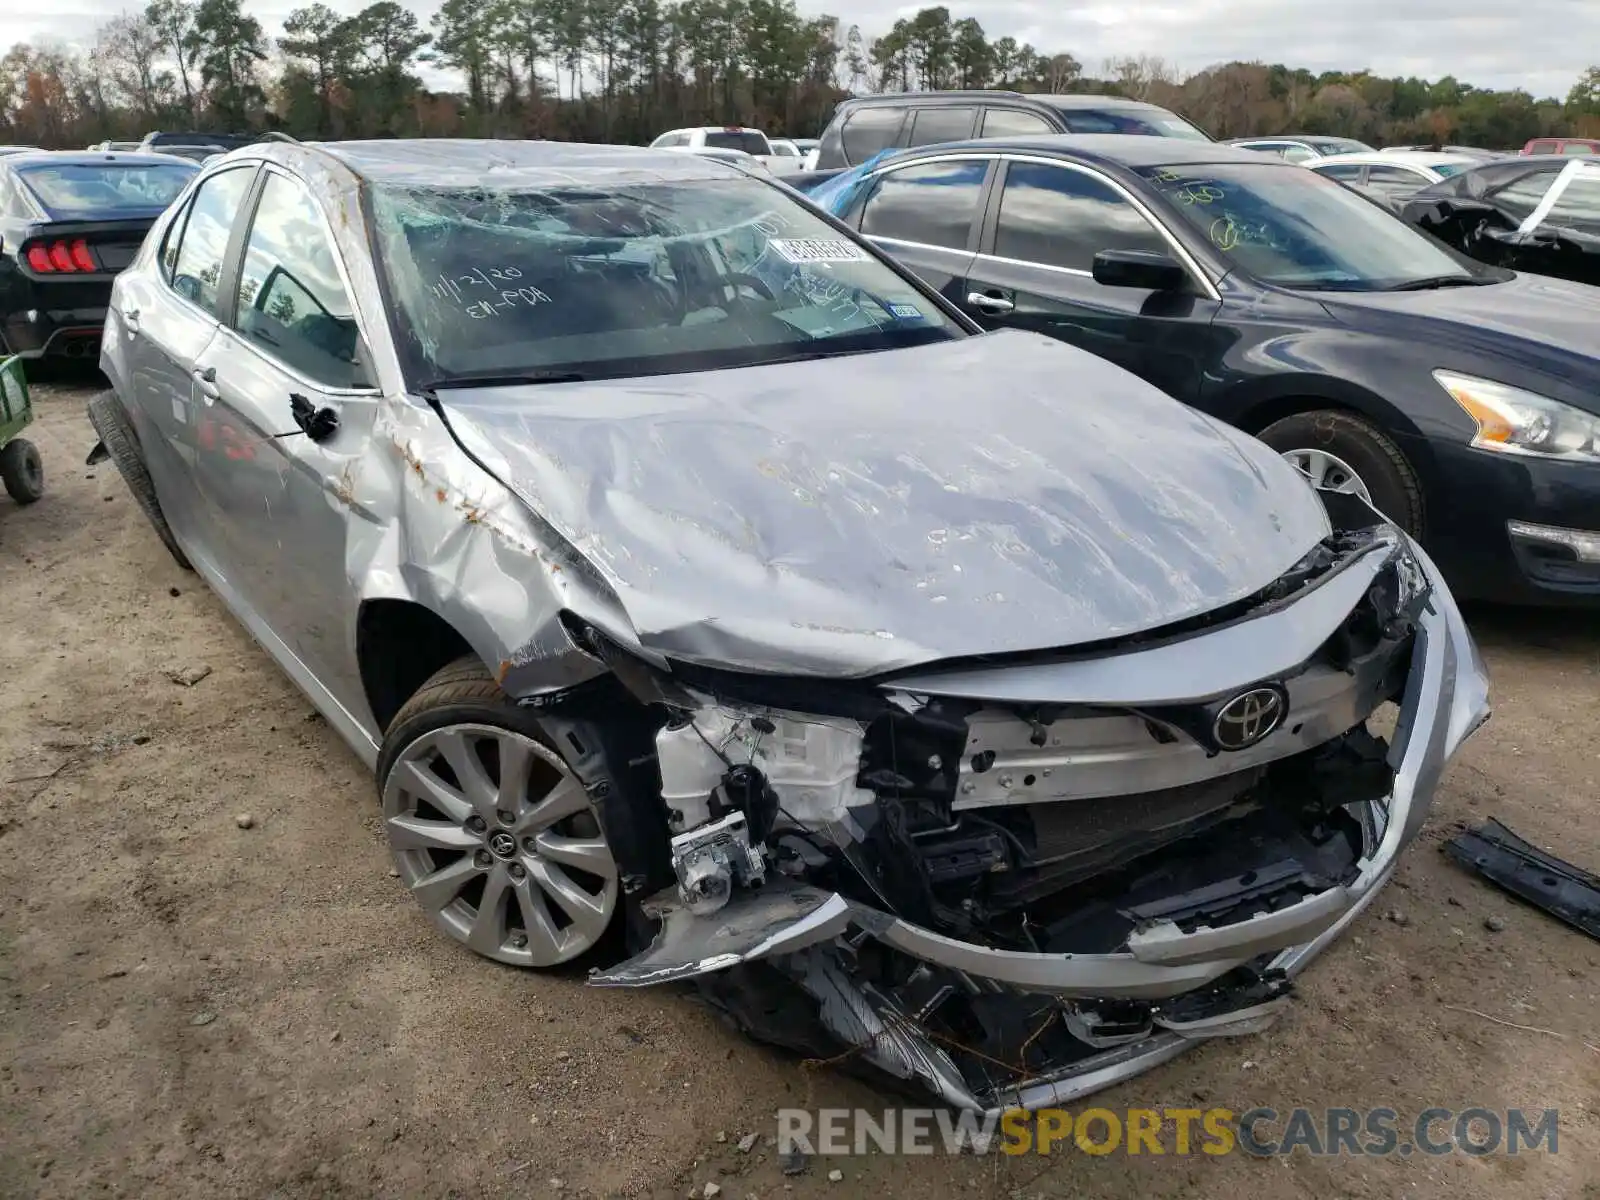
[
  {"left": 420, "top": 370, "right": 590, "bottom": 391},
  {"left": 1385, "top": 274, "right": 1492, "bottom": 291}
]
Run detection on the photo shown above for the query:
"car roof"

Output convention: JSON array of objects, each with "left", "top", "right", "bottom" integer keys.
[
  {"left": 889, "top": 133, "right": 1274, "bottom": 169},
  {"left": 3, "top": 150, "right": 200, "bottom": 169},
  {"left": 1312, "top": 151, "right": 1477, "bottom": 168},
  {"left": 278, "top": 138, "right": 765, "bottom": 186},
  {"left": 846, "top": 91, "right": 1173, "bottom": 113}
]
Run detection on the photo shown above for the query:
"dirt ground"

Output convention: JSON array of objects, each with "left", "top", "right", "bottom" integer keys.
[{"left": 1, "top": 376, "right": 1597, "bottom": 1200}]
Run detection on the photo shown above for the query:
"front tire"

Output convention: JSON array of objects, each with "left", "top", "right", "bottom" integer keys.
[
  {"left": 1256, "top": 409, "right": 1424, "bottom": 535},
  {"left": 376, "top": 657, "right": 622, "bottom": 969}
]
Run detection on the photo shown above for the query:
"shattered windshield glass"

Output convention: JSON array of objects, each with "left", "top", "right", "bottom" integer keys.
[{"left": 369, "top": 175, "right": 962, "bottom": 384}]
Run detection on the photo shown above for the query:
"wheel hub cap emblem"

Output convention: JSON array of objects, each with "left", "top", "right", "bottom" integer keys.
[{"left": 487, "top": 831, "right": 517, "bottom": 858}]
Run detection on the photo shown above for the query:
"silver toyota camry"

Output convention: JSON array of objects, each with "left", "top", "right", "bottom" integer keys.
[{"left": 90, "top": 138, "right": 1490, "bottom": 1112}]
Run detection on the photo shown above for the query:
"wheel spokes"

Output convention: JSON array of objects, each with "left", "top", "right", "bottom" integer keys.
[
  {"left": 466, "top": 864, "right": 513, "bottom": 955},
  {"left": 526, "top": 857, "right": 611, "bottom": 944},
  {"left": 431, "top": 728, "right": 499, "bottom": 820},
  {"left": 409, "top": 855, "right": 481, "bottom": 914},
  {"left": 397, "top": 759, "right": 474, "bottom": 826},
  {"left": 532, "top": 831, "right": 618, "bottom": 879},
  {"left": 386, "top": 814, "right": 481, "bottom": 854},
  {"left": 513, "top": 777, "right": 593, "bottom": 835}
]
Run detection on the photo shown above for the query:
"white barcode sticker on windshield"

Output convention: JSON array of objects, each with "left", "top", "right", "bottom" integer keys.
[{"left": 769, "top": 238, "right": 870, "bottom": 264}]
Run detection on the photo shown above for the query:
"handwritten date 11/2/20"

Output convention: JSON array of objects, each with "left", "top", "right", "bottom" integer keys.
[{"left": 430, "top": 265, "right": 554, "bottom": 319}]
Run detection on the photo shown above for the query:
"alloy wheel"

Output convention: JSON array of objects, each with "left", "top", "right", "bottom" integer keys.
[
  {"left": 1281, "top": 447, "right": 1374, "bottom": 505},
  {"left": 382, "top": 723, "right": 619, "bottom": 967}
]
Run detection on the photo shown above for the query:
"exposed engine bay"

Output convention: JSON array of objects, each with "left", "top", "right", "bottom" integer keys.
[{"left": 557, "top": 518, "right": 1484, "bottom": 1110}]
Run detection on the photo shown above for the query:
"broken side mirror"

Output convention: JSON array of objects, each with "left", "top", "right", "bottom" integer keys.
[{"left": 1092, "top": 249, "right": 1189, "bottom": 292}]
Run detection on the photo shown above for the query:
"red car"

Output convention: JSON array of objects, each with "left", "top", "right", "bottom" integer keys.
[{"left": 1521, "top": 136, "right": 1600, "bottom": 156}]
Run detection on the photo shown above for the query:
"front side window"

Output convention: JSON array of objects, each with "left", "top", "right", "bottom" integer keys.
[
  {"left": 1281, "top": 145, "right": 1318, "bottom": 164},
  {"left": 1365, "top": 164, "right": 1429, "bottom": 195},
  {"left": 233, "top": 172, "right": 370, "bottom": 388},
  {"left": 909, "top": 107, "right": 977, "bottom": 146},
  {"left": 1314, "top": 162, "right": 1366, "bottom": 182},
  {"left": 1490, "top": 170, "right": 1560, "bottom": 220},
  {"left": 1139, "top": 161, "right": 1492, "bottom": 290},
  {"left": 841, "top": 107, "right": 905, "bottom": 163},
  {"left": 14, "top": 160, "right": 196, "bottom": 218},
  {"left": 859, "top": 159, "right": 988, "bottom": 250},
  {"left": 370, "top": 173, "right": 963, "bottom": 386},
  {"left": 1527, "top": 141, "right": 1558, "bottom": 154},
  {"left": 994, "top": 161, "right": 1166, "bottom": 271},
  {"left": 168, "top": 166, "right": 256, "bottom": 316},
  {"left": 1058, "top": 107, "right": 1210, "bottom": 140}
]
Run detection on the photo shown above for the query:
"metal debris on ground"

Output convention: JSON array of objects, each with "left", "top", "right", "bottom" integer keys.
[{"left": 1443, "top": 818, "right": 1600, "bottom": 942}]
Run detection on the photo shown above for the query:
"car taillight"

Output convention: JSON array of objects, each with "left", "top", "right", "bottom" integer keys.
[{"left": 25, "top": 237, "right": 100, "bottom": 274}]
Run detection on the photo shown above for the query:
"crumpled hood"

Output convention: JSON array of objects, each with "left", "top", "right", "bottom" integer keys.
[{"left": 437, "top": 330, "right": 1330, "bottom": 677}]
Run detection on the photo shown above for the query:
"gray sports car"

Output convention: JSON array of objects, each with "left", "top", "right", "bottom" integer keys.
[{"left": 90, "top": 138, "right": 1489, "bottom": 1112}]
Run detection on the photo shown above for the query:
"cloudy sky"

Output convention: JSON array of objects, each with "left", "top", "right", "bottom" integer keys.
[{"left": 2, "top": 0, "right": 1593, "bottom": 102}]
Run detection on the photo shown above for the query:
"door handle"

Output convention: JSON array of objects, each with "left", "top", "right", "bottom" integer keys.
[
  {"left": 966, "top": 291, "right": 1015, "bottom": 314},
  {"left": 192, "top": 365, "right": 219, "bottom": 401}
]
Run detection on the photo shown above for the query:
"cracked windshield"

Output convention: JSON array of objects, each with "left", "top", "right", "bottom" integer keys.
[{"left": 371, "top": 175, "right": 961, "bottom": 383}]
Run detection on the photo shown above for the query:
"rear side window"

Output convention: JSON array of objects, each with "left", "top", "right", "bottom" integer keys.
[
  {"left": 166, "top": 167, "right": 256, "bottom": 316},
  {"left": 233, "top": 172, "right": 370, "bottom": 388},
  {"left": 909, "top": 107, "right": 977, "bottom": 146},
  {"left": 993, "top": 161, "right": 1166, "bottom": 272},
  {"left": 1560, "top": 143, "right": 1596, "bottom": 156},
  {"left": 1315, "top": 163, "right": 1366, "bottom": 182},
  {"left": 981, "top": 108, "right": 1055, "bottom": 138},
  {"left": 842, "top": 107, "right": 905, "bottom": 164},
  {"left": 704, "top": 130, "right": 770, "bottom": 155},
  {"left": 860, "top": 160, "right": 987, "bottom": 250}
]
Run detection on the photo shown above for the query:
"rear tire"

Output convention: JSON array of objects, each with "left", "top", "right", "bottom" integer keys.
[
  {"left": 85, "top": 390, "right": 192, "bottom": 570},
  {"left": 0, "top": 438, "right": 44, "bottom": 504},
  {"left": 1256, "top": 409, "right": 1424, "bottom": 535}
]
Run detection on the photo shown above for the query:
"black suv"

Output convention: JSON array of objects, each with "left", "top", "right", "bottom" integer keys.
[{"left": 813, "top": 91, "right": 1211, "bottom": 171}]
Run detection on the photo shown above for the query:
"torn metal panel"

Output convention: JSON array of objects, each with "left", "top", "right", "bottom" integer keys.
[
  {"left": 1444, "top": 819, "right": 1600, "bottom": 941},
  {"left": 436, "top": 329, "right": 1332, "bottom": 678}
]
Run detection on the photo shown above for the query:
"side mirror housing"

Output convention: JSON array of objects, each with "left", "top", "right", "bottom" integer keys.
[{"left": 1091, "top": 248, "right": 1189, "bottom": 292}]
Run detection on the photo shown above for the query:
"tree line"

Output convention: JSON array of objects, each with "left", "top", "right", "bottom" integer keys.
[{"left": 2, "top": 0, "right": 1598, "bottom": 150}]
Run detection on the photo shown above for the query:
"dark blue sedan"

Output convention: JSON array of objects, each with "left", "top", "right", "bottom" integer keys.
[{"left": 806, "top": 135, "right": 1600, "bottom": 606}]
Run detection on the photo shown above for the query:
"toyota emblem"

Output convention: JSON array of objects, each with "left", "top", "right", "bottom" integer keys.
[
  {"left": 487, "top": 831, "right": 518, "bottom": 858},
  {"left": 1212, "top": 686, "right": 1287, "bottom": 750}
]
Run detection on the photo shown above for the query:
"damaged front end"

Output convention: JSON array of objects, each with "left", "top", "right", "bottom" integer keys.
[{"left": 583, "top": 517, "right": 1490, "bottom": 1111}]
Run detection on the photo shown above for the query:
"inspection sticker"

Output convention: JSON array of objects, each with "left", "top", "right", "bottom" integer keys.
[
  {"left": 888, "top": 302, "right": 923, "bottom": 319},
  {"left": 769, "top": 238, "right": 870, "bottom": 264}
]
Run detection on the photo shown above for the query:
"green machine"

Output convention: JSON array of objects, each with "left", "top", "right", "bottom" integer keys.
[{"left": 0, "top": 356, "right": 44, "bottom": 507}]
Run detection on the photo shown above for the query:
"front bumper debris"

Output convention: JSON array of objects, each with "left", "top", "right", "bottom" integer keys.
[{"left": 591, "top": 542, "right": 1489, "bottom": 1111}]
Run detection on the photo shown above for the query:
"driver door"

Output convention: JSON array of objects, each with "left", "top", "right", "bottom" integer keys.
[
  {"left": 959, "top": 157, "right": 1222, "bottom": 404},
  {"left": 190, "top": 166, "right": 381, "bottom": 719}
]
